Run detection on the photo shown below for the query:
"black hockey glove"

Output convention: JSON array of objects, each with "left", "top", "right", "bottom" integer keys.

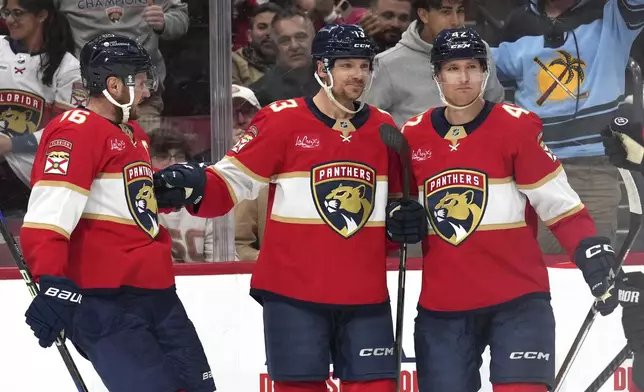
[
  {"left": 574, "top": 236, "right": 619, "bottom": 316},
  {"left": 386, "top": 200, "right": 427, "bottom": 244},
  {"left": 601, "top": 116, "right": 644, "bottom": 174},
  {"left": 617, "top": 271, "right": 644, "bottom": 352},
  {"left": 153, "top": 162, "right": 207, "bottom": 210},
  {"left": 25, "top": 276, "right": 81, "bottom": 348}
]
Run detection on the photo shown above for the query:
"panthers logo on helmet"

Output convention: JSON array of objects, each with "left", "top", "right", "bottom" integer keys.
[
  {"left": 424, "top": 169, "right": 488, "bottom": 246},
  {"left": 0, "top": 90, "right": 45, "bottom": 136},
  {"left": 123, "top": 162, "right": 159, "bottom": 239},
  {"left": 312, "top": 162, "right": 376, "bottom": 239}
]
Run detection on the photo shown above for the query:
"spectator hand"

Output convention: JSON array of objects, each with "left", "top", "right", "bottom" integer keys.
[
  {"left": 574, "top": 236, "right": 619, "bottom": 316},
  {"left": 358, "top": 11, "right": 382, "bottom": 38},
  {"left": 143, "top": 1, "right": 165, "bottom": 33},
  {"left": 601, "top": 116, "right": 644, "bottom": 174},
  {"left": 154, "top": 162, "right": 207, "bottom": 209},
  {"left": 617, "top": 271, "right": 644, "bottom": 352},
  {"left": 25, "top": 276, "right": 81, "bottom": 348},
  {"left": 386, "top": 200, "right": 427, "bottom": 244},
  {"left": 0, "top": 132, "right": 11, "bottom": 155}
]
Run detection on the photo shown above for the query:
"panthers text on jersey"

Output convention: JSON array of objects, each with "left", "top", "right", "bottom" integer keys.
[
  {"left": 160, "top": 209, "right": 214, "bottom": 263},
  {"left": 400, "top": 101, "right": 596, "bottom": 312},
  {"left": 20, "top": 108, "right": 174, "bottom": 291},
  {"left": 0, "top": 36, "right": 85, "bottom": 185},
  {"left": 190, "top": 97, "right": 401, "bottom": 305}
]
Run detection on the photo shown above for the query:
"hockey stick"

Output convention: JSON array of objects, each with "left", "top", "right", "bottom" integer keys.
[
  {"left": 584, "top": 345, "right": 632, "bottom": 392},
  {"left": 0, "top": 210, "right": 89, "bottom": 392},
  {"left": 379, "top": 123, "right": 412, "bottom": 392},
  {"left": 553, "top": 168, "right": 644, "bottom": 392}
]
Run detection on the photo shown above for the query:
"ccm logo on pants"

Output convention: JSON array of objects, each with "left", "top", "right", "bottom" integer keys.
[
  {"left": 359, "top": 348, "right": 394, "bottom": 356},
  {"left": 509, "top": 352, "right": 550, "bottom": 361}
]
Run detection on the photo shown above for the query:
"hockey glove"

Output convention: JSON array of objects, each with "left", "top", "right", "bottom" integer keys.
[
  {"left": 601, "top": 115, "right": 644, "bottom": 174},
  {"left": 617, "top": 271, "right": 644, "bottom": 352},
  {"left": 574, "top": 236, "right": 619, "bottom": 316},
  {"left": 386, "top": 200, "right": 427, "bottom": 244},
  {"left": 25, "top": 276, "right": 81, "bottom": 348},
  {"left": 153, "top": 162, "right": 207, "bottom": 209}
]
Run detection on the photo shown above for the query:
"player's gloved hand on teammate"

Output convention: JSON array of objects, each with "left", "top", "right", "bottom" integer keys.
[
  {"left": 601, "top": 115, "right": 644, "bottom": 174},
  {"left": 617, "top": 271, "right": 644, "bottom": 352},
  {"left": 25, "top": 275, "right": 82, "bottom": 348},
  {"left": 574, "top": 236, "right": 620, "bottom": 316},
  {"left": 153, "top": 162, "right": 207, "bottom": 209},
  {"left": 386, "top": 200, "right": 427, "bottom": 244}
]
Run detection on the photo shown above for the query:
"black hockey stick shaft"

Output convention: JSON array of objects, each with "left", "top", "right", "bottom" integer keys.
[
  {"left": 379, "top": 124, "right": 411, "bottom": 392},
  {"left": 584, "top": 345, "right": 632, "bottom": 392},
  {"left": 0, "top": 211, "right": 88, "bottom": 392},
  {"left": 553, "top": 168, "right": 644, "bottom": 391}
]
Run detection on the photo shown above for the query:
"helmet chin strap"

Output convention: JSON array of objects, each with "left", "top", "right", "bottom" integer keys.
[
  {"left": 102, "top": 85, "right": 135, "bottom": 123},
  {"left": 434, "top": 71, "right": 490, "bottom": 111},
  {"left": 314, "top": 67, "right": 373, "bottom": 115}
]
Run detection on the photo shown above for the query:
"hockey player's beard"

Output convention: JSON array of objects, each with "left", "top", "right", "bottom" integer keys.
[{"left": 113, "top": 90, "right": 141, "bottom": 123}]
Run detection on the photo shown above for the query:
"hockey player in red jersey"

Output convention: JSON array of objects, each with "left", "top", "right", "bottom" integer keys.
[
  {"left": 387, "top": 27, "right": 619, "bottom": 392},
  {"left": 20, "top": 34, "right": 215, "bottom": 392},
  {"left": 153, "top": 24, "right": 427, "bottom": 392}
]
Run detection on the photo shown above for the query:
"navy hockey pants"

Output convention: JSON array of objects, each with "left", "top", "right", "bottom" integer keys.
[
  {"left": 414, "top": 296, "right": 555, "bottom": 392},
  {"left": 71, "top": 289, "right": 215, "bottom": 392},
  {"left": 262, "top": 297, "right": 397, "bottom": 382}
]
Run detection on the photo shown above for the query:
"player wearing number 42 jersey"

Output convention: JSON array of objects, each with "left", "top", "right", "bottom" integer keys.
[
  {"left": 154, "top": 24, "right": 426, "bottom": 392},
  {"left": 20, "top": 34, "right": 215, "bottom": 392},
  {"left": 390, "top": 28, "right": 619, "bottom": 392}
]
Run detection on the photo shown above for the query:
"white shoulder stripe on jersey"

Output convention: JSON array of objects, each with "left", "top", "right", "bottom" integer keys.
[
  {"left": 83, "top": 177, "right": 135, "bottom": 223},
  {"left": 23, "top": 181, "right": 89, "bottom": 237},
  {"left": 212, "top": 157, "right": 269, "bottom": 204},
  {"left": 518, "top": 169, "right": 583, "bottom": 224}
]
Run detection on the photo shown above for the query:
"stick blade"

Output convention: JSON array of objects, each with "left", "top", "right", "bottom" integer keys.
[{"left": 379, "top": 123, "right": 409, "bottom": 154}]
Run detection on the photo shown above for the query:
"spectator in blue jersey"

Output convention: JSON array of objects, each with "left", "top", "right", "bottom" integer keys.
[{"left": 492, "top": 0, "right": 644, "bottom": 254}]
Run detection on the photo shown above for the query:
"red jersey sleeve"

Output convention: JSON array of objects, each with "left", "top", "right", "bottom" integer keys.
[
  {"left": 511, "top": 107, "right": 596, "bottom": 256},
  {"left": 194, "top": 103, "right": 286, "bottom": 218},
  {"left": 20, "top": 109, "right": 102, "bottom": 280}
]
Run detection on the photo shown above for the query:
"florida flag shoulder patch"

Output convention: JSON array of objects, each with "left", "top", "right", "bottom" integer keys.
[{"left": 44, "top": 150, "right": 70, "bottom": 175}]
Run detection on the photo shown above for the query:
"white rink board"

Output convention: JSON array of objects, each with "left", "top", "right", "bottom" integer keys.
[{"left": 0, "top": 267, "right": 642, "bottom": 392}]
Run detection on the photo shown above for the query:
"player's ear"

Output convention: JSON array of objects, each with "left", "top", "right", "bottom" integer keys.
[
  {"left": 316, "top": 60, "right": 327, "bottom": 78},
  {"left": 106, "top": 76, "right": 121, "bottom": 96}
]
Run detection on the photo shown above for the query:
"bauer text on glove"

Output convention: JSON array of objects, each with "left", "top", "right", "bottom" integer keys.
[{"left": 24, "top": 275, "right": 81, "bottom": 348}]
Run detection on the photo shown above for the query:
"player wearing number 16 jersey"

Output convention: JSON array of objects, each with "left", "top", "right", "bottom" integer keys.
[
  {"left": 154, "top": 24, "right": 426, "bottom": 392},
  {"left": 20, "top": 34, "right": 215, "bottom": 392},
  {"left": 396, "top": 28, "right": 619, "bottom": 392}
]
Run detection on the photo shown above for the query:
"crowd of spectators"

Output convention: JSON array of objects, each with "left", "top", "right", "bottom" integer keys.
[{"left": 1, "top": 0, "right": 644, "bottom": 265}]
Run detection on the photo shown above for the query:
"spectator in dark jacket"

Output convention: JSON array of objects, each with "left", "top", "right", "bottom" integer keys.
[{"left": 250, "top": 7, "right": 319, "bottom": 106}]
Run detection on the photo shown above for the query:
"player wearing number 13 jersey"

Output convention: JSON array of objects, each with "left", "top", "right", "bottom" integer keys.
[
  {"left": 153, "top": 25, "right": 421, "bottom": 392},
  {"left": 398, "top": 28, "right": 619, "bottom": 392}
]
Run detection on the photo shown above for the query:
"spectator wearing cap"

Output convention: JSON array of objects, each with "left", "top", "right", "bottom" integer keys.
[
  {"left": 493, "top": 0, "right": 644, "bottom": 254},
  {"left": 233, "top": 3, "right": 281, "bottom": 87},
  {"left": 54, "top": 0, "right": 189, "bottom": 132},
  {"left": 231, "top": 85, "right": 267, "bottom": 261},
  {"left": 250, "top": 7, "right": 319, "bottom": 106},
  {"left": 366, "top": 0, "right": 504, "bottom": 127}
]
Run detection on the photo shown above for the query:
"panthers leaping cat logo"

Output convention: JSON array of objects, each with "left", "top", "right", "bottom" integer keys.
[
  {"left": 312, "top": 162, "right": 376, "bottom": 239},
  {"left": 425, "top": 169, "right": 487, "bottom": 246},
  {"left": 324, "top": 184, "right": 372, "bottom": 237},
  {"left": 124, "top": 162, "right": 160, "bottom": 239},
  {"left": 135, "top": 185, "right": 160, "bottom": 237}
]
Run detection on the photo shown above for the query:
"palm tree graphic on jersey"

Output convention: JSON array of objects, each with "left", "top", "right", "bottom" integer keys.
[{"left": 534, "top": 50, "right": 588, "bottom": 106}]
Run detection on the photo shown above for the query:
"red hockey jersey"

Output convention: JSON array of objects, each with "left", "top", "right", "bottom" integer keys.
[
  {"left": 400, "top": 102, "right": 596, "bottom": 312},
  {"left": 193, "top": 97, "right": 400, "bottom": 305},
  {"left": 20, "top": 108, "right": 175, "bottom": 290}
]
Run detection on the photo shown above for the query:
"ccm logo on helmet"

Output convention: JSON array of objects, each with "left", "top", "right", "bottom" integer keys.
[
  {"left": 354, "top": 43, "right": 370, "bottom": 48},
  {"left": 509, "top": 352, "right": 550, "bottom": 361}
]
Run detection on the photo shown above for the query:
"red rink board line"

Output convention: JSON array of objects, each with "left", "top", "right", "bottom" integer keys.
[{"left": 1, "top": 254, "right": 644, "bottom": 280}]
